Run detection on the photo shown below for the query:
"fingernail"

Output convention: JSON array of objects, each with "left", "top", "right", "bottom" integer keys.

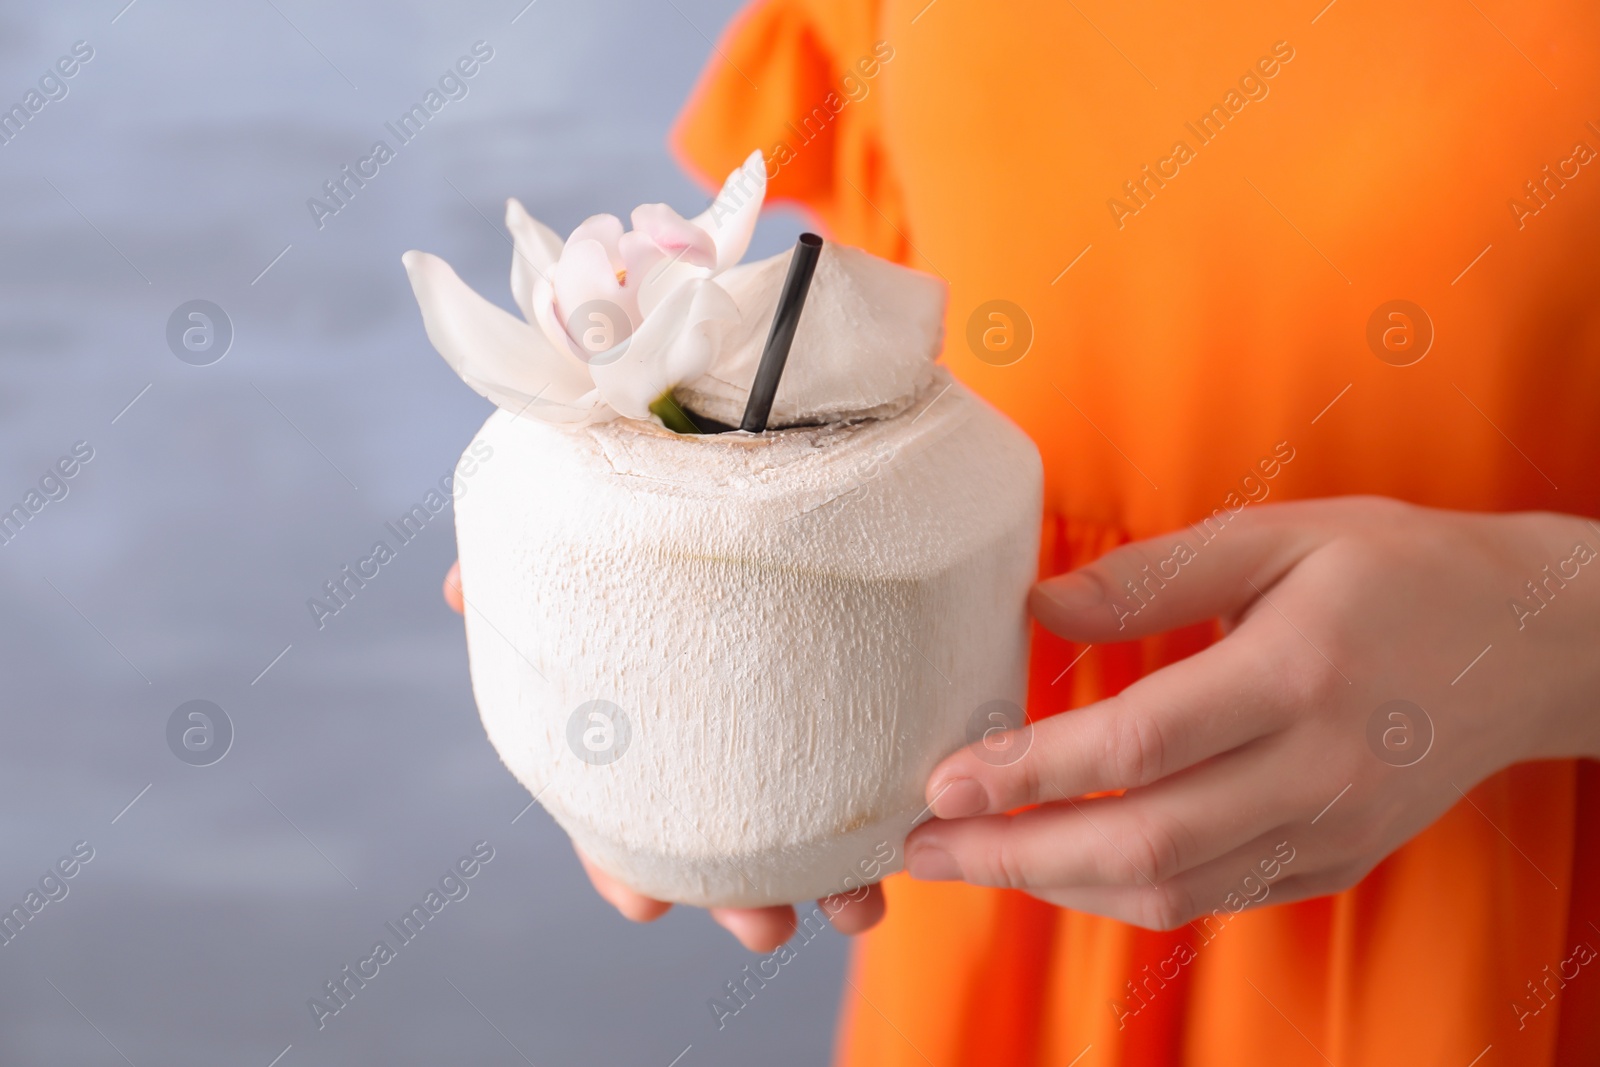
[
  {"left": 930, "top": 777, "right": 987, "bottom": 819},
  {"left": 1039, "top": 572, "right": 1103, "bottom": 612},
  {"left": 907, "top": 844, "right": 959, "bottom": 881}
]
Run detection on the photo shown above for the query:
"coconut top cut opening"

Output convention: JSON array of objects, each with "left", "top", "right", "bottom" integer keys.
[
  {"left": 607, "top": 367, "right": 957, "bottom": 456},
  {"left": 498, "top": 368, "right": 981, "bottom": 524}
]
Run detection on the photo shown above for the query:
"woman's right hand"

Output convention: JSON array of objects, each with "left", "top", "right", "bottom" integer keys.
[{"left": 442, "top": 561, "right": 886, "bottom": 951}]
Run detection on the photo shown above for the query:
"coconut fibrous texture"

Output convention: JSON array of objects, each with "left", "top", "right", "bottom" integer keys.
[{"left": 456, "top": 372, "right": 1042, "bottom": 906}]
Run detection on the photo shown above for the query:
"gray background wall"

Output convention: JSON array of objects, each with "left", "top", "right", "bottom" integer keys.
[{"left": 0, "top": 1, "right": 842, "bottom": 1063}]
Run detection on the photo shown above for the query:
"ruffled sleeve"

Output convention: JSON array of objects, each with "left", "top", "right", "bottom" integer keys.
[{"left": 672, "top": 0, "right": 914, "bottom": 264}]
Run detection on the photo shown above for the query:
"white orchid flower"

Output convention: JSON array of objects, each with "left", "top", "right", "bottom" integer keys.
[{"left": 402, "top": 150, "right": 766, "bottom": 425}]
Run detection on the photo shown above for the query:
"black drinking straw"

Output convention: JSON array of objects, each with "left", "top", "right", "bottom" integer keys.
[{"left": 740, "top": 232, "right": 823, "bottom": 433}]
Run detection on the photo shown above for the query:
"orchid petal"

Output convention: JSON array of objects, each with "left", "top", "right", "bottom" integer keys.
[
  {"left": 618, "top": 229, "right": 669, "bottom": 304},
  {"left": 565, "top": 214, "right": 626, "bottom": 269},
  {"left": 550, "top": 238, "right": 619, "bottom": 310},
  {"left": 690, "top": 149, "right": 767, "bottom": 271},
  {"left": 405, "top": 152, "right": 776, "bottom": 433},
  {"left": 636, "top": 256, "right": 712, "bottom": 320},
  {"left": 630, "top": 203, "right": 717, "bottom": 269},
  {"left": 401, "top": 250, "right": 595, "bottom": 421},
  {"left": 590, "top": 278, "right": 739, "bottom": 420},
  {"left": 625, "top": 227, "right": 707, "bottom": 319},
  {"left": 529, "top": 273, "right": 573, "bottom": 356},
  {"left": 528, "top": 267, "right": 633, "bottom": 368},
  {"left": 549, "top": 234, "right": 655, "bottom": 368},
  {"left": 506, "top": 197, "right": 563, "bottom": 323}
]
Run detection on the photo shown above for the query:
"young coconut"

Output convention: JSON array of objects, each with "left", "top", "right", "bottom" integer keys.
[{"left": 402, "top": 153, "right": 1042, "bottom": 907}]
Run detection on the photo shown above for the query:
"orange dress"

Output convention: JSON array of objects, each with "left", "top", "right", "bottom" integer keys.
[{"left": 674, "top": 1, "right": 1600, "bottom": 1062}]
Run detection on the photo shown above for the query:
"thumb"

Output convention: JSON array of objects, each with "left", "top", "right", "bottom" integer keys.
[
  {"left": 1031, "top": 504, "right": 1317, "bottom": 642},
  {"left": 443, "top": 561, "right": 464, "bottom": 614}
]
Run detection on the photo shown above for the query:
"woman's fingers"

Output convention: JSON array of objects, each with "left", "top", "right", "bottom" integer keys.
[
  {"left": 1008, "top": 833, "right": 1312, "bottom": 932},
  {"left": 577, "top": 846, "right": 797, "bottom": 949},
  {"left": 575, "top": 843, "right": 883, "bottom": 950},
  {"left": 1030, "top": 506, "right": 1315, "bottom": 644},
  {"left": 708, "top": 906, "right": 798, "bottom": 952},
  {"left": 711, "top": 882, "right": 886, "bottom": 950},
  {"left": 443, "top": 560, "right": 464, "bottom": 614},
  {"left": 819, "top": 883, "right": 887, "bottom": 936},
  {"left": 929, "top": 632, "right": 1292, "bottom": 818},
  {"left": 575, "top": 847, "right": 672, "bottom": 923},
  {"left": 701, "top": 880, "right": 892, "bottom": 949},
  {"left": 910, "top": 743, "right": 1284, "bottom": 891}
]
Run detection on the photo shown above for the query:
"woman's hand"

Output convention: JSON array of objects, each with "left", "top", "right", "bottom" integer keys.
[
  {"left": 442, "top": 561, "right": 886, "bottom": 951},
  {"left": 905, "top": 497, "right": 1600, "bottom": 929}
]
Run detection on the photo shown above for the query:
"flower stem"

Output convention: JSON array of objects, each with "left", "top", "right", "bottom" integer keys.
[{"left": 649, "top": 391, "right": 702, "bottom": 435}]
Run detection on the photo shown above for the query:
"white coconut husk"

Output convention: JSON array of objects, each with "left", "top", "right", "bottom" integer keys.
[{"left": 456, "top": 370, "right": 1042, "bottom": 906}]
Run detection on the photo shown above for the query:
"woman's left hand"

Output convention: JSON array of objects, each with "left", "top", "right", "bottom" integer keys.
[{"left": 905, "top": 497, "right": 1600, "bottom": 929}]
